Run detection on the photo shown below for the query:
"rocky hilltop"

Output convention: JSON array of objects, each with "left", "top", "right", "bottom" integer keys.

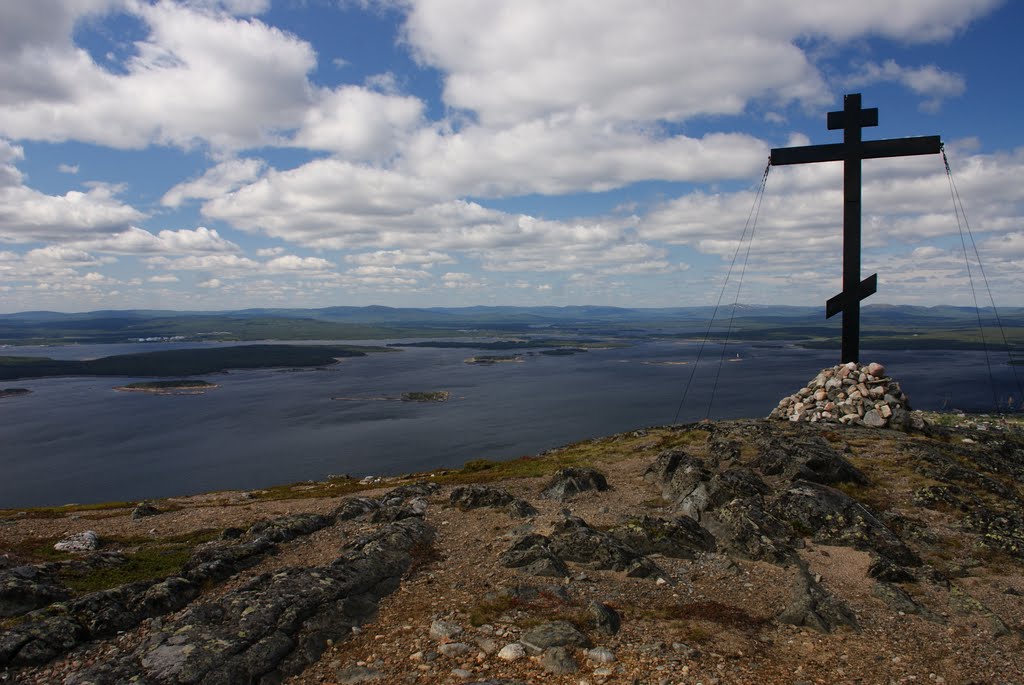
[{"left": 2, "top": 414, "right": 1024, "bottom": 684}]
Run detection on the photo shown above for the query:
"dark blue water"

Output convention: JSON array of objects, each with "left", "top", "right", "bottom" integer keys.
[{"left": 0, "top": 341, "right": 1018, "bottom": 507}]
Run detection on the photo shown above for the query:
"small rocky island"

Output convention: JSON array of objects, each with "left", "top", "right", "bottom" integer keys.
[
  {"left": 114, "top": 380, "right": 218, "bottom": 395},
  {"left": 537, "top": 347, "right": 587, "bottom": 356},
  {"left": 0, "top": 387, "right": 30, "bottom": 398},
  {"left": 333, "top": 390, "right": 450, "bottom": 402},
  {"left": 464, "top": 354, "right": 523, "bottom": 365},
  {"left": 401, "top": 391, "right": 450, "bottom": 402}
]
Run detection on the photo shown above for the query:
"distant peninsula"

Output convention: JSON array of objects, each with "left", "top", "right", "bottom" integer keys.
[
  {"left": 0, "top": 387, "right": 30, "bottom": 398},
  {"left": 0, "top": 344, "right": 387, "bottom": 381},
  {"left": 389, "top": 339, "right": 601, "bottom": 351},
  {"left": 114, "top": 380, "right": 217, "bottom": 395}
]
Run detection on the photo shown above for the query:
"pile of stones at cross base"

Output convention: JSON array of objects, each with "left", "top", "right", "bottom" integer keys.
[{"left": 769, "top": 361, "right": 926, "bottom": 430}]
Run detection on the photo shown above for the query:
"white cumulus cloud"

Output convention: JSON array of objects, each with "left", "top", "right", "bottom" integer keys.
[{"left": 162, "top": 158, "right": 266, "bottom": 207}]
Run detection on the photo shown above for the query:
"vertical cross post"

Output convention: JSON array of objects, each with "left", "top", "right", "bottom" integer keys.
[
  {"left": 769, "top": 93, "right": 941, "bottom": 364},
  {"left": 834, "top": 94, "right": 875, "bottom": 363}
]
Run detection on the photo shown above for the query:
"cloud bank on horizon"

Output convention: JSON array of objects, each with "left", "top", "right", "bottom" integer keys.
[{"left": 0, "top": 0, "right": 1020, "bottom": 312}]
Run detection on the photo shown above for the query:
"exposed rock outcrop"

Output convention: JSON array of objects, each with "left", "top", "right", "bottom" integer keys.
[
  {"left": 450, "top": 485, "right": 538, "bottom": 518},
  {"left": 770, "top": 480, "right": 919, "bottom": 566},
  {"left": 0, "top": 565, "right": 71, "bottom": 618},
  {"left": 608, "top": 515, "right": 715, "bottom": 558},
  {"left": 540, "top": 467, "right": 609, "bottom": 500},
  {"left": 66, "top": 518, "right": 435, "bottom": 684},
  {"left": 778, "top": 565, "right": 858, "bottom": 633},
  {"left": 499, "top": 534, "right": 570, "bottom": 577},
  {"left": 130, "top": 502, "right": 162, "bottom": 520},
  {"left": 0, "top": 512, "right": 340, "bottom": 668},
  {"left": 547, "top": 516, "right": 661, "bottom": 578}
]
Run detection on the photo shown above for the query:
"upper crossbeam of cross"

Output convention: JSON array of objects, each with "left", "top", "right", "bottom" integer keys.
[{"left": 770, "top": 93, "right": 941, "bottom": 363}]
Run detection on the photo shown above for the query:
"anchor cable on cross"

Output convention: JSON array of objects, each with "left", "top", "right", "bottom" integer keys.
[{"left": 770, "top": 93, "right": 941, "bottom": 364}]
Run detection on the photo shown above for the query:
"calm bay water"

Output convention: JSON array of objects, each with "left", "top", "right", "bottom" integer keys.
[{"left": 1, "top": 340, "right": 1019, "bottom": 507}]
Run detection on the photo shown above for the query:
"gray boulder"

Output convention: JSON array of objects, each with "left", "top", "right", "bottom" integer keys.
[
  {"left": 540, "top": 467, "right": 609, "bottom": 501},
  {"left": 450, "top": 486, "right": 538, "bottom": 518},
  {"left": 548, "top": 516, "right": 661, "bottom": 577},
  {"left": 506, "top": 498, "right": 538, "bottom": 518},
  {"left": 336, "top": 497, "right": 382, "bottom": 521},
  {"left": 520, "top": 621, "right": 592, "bottom": 655},
  {"left": 131, "top": 502, "right": 162, "bottom": 520},
  {"left": 450, "top": 485, "right": 514, "bottom": 509},
  {"left": 586, "top": 601, "right": 621, "bottom": 635},
  {"left": 54, "top": 530, "right": 99, "bottom": 553},
  {"left": 499, "top": 535, "right": 569, "bottom": 577},
  {"left": 678, "top": 467, "right": 769, "bottom": 521},
  {"left": 540, "top": 646, "right": 578, "bottom": 674}
]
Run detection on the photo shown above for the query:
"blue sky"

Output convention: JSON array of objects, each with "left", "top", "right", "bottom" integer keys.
[{"left": 0, "top": 0, "right": 1021, "bottom": 312}]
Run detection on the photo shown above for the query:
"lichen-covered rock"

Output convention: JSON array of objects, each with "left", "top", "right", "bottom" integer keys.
[
  {"left": 247, "top": 513, "right": 334, "bottom": 543},
  {"left": 701, "top": 499, "right": 797, "bottom": 564},
  {"left": 586, "top": 601, "right": 621, "bottom": 635},
  {"left": 450, "top": 485, "right": 514, "bottom": 510},
  {"left": 499, "top": 535, "right": 569, "bottom": 577},
  {"left": 548, "top": 516, "right": 660, "bottom": 577},
  {"left": 643, "top": 448, "right": 688, "bottom": 484},
  {"left": 0, "top": 510, "right": 342, "bottom": 669},
  {"left": 54, "top": 530, "right": 99, "bottom": 553},
  {"left": 867, "top": 558, "right": 916, "bottom": 583},
  {"left": 67, "top": 518, "right": 435, "bottom": 684},
  {"left": 646, "top": 453, "right": 711, "bottom": 508},
  {"left": 539, "top": 646, "right": 578, "bottom": 674},
  {"left": 519, "top": 620, "right": 592, "bottom": 655},
  {"left": 678, "top": 468, "right": 769, "bottom": 522},
  {"left": 0, "top": 615, "right": 81, "bottom": 667},
  {"left": 873, "top": 582, "right": 941, "bottom": 621},
  {"left": 182, "top": 537, "right": 275, "bottom": 583},
  {"left": 913, "top": 484, "right": 978, "bottom": 511},
  {"left": 778, "top": 565, "right": 858, "bottom": 633},
  {"left": 754, "top": 434, "right": 868, "bottom": 486},
  {"left": 770, "top": 480, "right": 919, "bottom": 566},
  {"left": 448, "top": 485, "right": 537, "bottom": 518},
  {"left": 963, "top": 505, "right": 1024, "bottom": 560},
  {"left": 540, "top": 467, "right": 609, "bottom": 500},
  {"left": 381, "top": 481, "right": 440, "bottom": 504},
  {"left": 130, "top": 502, "right": 162, "bottom": 520},
  {"left": 336, "top": 497, "right": 382, "bottom": 521},
  {"left": 506, "top": 498, "right": 538, "bottom": 518},
  {"left": 0, "top": 565, "right": 71, "bottom": 618},
  {"left": 609, "top": 515, "right": 715, "bottom": 558}
]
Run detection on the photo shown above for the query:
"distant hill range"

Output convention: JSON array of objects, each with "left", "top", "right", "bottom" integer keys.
[{"left": 1, "top": 304, "right": 1022, "bottom": 349}]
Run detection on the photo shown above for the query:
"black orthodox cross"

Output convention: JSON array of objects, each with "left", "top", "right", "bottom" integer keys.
[{"left": 769, "top": 93, "right": 941, "bottom": 363}]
